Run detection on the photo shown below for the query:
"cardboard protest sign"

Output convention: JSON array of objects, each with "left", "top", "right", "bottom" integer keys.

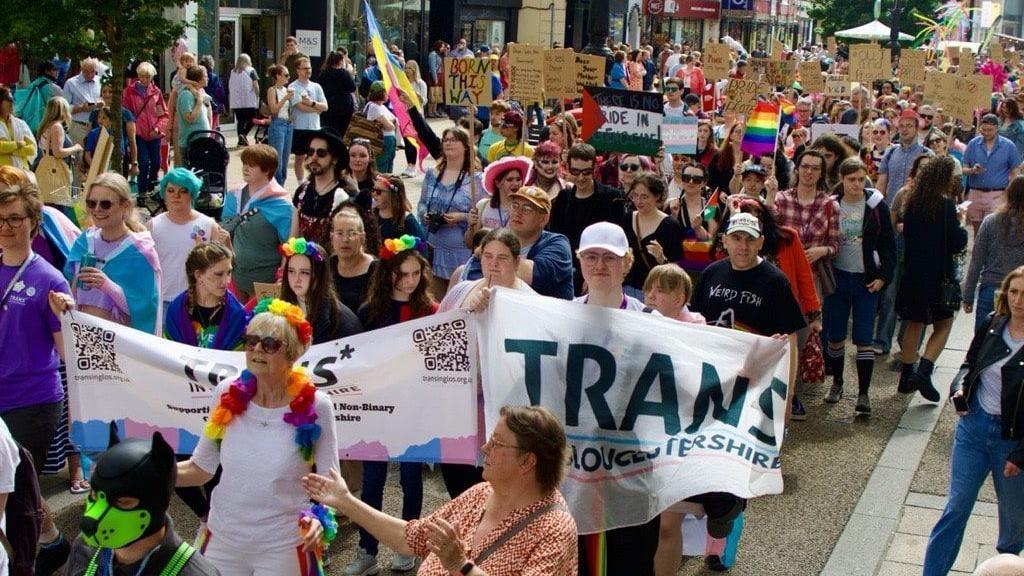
[
  {"left": 1011, "top": 51, "right": 1021, "bottom": 68},
  {"left": 252, "top": 282, "right": 280, "bottom": 302},
  {"left": 991, "top": 42, "right": 1004, "bottom": 62},
  {"left": 581, "top": 86, "right": 663, "bottom": 155},
  {"left": 900, "top": 49, "right": 927, "bottom": 86},
  {"left": 927, "top": 71, "right": 987, "bottom": 121},
  {"left": 444, "top": 57, "right": 496, "bottom": 105},
  {"left": 810, "top": 123, "right": 861, "bottom": 142},
  {"left": 704, "top": 42, "right": 732, "bottom": 81},
  {"left": 575, "top": 53, "right": 607, "bottom": 93},
  {"left": 724, "top": 79, "right": 770, "bottom": 116},
  {"left": 848, "top": 44, "right": 890, "bottom": 85},
  {"left": 827, "top": 37, "right": 837, "bottom": 55},
  {"left": 960, "top": 47, "right": 974, "bottom": 74},
  {"left": 508, "top": 44, "right": 545, "bottom": 104},
  {"left": 661, "top": 116, "right": 699, "bottom": 155},
  {"left": 760, "top": 59, "right": 795, "bottom": 87},
  {"left": 799, "top": 61, "right": 825, "bottom": 93},
  {"left": 544, "top": 48, "right": 577, "bottom": 100},
  {"left": 968, "top": 74, "right": 992, "bottom": 109},
  {"left": 825, "top": 76, "right": 851, "bottom": 99},
  {"left": 772, "top": 38, "right": 786, "bottom": 60}
]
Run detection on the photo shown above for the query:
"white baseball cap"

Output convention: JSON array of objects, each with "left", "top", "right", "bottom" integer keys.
[
  {"left": 578, "top": 221, "right": 628, "bottom": 256},
  {"left": 725, "top": 212, "right": 762, "bottom": 238}
]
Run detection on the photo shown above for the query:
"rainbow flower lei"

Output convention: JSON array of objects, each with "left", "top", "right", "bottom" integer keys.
[
  {"left": 279, "top": 237, "right": 325, "bottom": 262},
  {"left": 380, "top": 234, "right": 428, "bottom": 260}
]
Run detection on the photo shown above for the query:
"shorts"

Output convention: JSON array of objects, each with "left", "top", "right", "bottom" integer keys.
[
  {"left": 1, "top": 401, "right": 62, "bottom": 472},
  {"left": 291, "top": 129, "right": 317, "bottom": 155},
  {"left": 966, "top": 188, "right": 1005, "bottom": 223}
]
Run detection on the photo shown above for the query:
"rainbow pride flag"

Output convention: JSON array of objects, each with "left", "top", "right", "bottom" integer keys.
[
  {"left": 778, "top": 97, "right": 797, "bottom": 127},
  {"left": 740, "top": 101, "right": 780, "bottom": 158}
]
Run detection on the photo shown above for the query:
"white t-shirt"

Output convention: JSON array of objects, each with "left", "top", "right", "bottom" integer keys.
[
  {"left": 228, "top": 67, "right": 260, "bottom": 109},
  {"left": 150, "top": 211, "right": 216, "bottom": 302},
  {"left": 0, "top": 419, "right": 20, "bottom": 576},
  {"left": 366, "top": 101, "right": 398, "bottom": 137},
  {"left": 192, "top": 382, "right": 339, "bottom": 551},
  {"left": 288, "top": 80, "right": 326, "bottom": 130},
  {"left": 664, "top": 102, "right": 687, "bottom": 118}
]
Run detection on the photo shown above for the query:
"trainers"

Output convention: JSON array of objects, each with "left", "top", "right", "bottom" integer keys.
[
  {"left": 855, "top": 393, "right": 872, "bottom": 416},
  {"left": 790, "top": 396, "right": 807, "bottom": 421},
  {"left": 344, "top": 548, "right": 380, "bottom": 576},
  {"left": 911, "top": 372, "right": 941, "bottom": 402},
  {"left": 35, "top": 533, "right": 71, "bottom": 576},
  {"left": 400, "top": 167, "right": 418, "bottom": 178},
  {"left": 706, "top": 555, "right": 729, "bottom": 571},
  {"left": 391, "top": 553, "right": 416, "bottom": 572},
  {"left": 825, "top": 382, "right": 843, "bottom": 404},
  {"left": 706, "top": 500, "right": 744, "bottom": 539}
]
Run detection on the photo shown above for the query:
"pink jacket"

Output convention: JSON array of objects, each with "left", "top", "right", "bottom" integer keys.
[{"left": 122, "top": 79, "right": 168, "bottom": 142}]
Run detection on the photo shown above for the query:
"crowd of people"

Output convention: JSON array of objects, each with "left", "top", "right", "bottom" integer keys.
[{"left": 1, "top": 30, "right": 1024, "bottom": 576}]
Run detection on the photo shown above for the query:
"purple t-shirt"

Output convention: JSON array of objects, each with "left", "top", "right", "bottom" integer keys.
[
  {"left": 73, "top": 235, "right": 124, "bottom": 314},
  {"left": 0, "top": 255, "right": 70, "bottom": 411}
]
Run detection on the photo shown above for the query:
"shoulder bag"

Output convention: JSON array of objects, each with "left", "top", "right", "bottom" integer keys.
[
  {"left": 936, "top": 203, "right": 964, "bottom": 313},
  {"left": 816, "top": 197, "right": 837, "bottom": 298},
  {"left": 344, "top": 103, "right": 385, "bottom": 156},
  {"left": 34, "top": 128, "right": 73, "bottom": 206}
]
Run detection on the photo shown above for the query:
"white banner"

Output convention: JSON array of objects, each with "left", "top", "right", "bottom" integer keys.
[
  {"left": 63, "top": 310, "right": 479, "bottom": 464},
  {"left": 479, "top": 289, "right": 789, "bottom": 535}
]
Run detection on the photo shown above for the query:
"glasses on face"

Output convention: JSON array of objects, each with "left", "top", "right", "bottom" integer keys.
[
  {"left": 920, "top": 114, "right": 934, "bottom": 120},
  {"left": 85, "top": 199, "right": 115, "bottom": 211},
  {"left": 873, "top": 130, "right": 888, "bottom": 135},
  {"left": 243, "top": 334, "right": 284, "bottom": 354},
  {"left": 509, "top": 202, "right": 539, "bottom": 214},
  {"left": 442, "top": 136, "right": 461, "bottom": 143},
  {"left": 332, "top": 229, "right": 363, "bottom": 239},
  {"left": 799, "top": 163, "right": 823, "bottom": 172},
  {"left": 371, "top": 187, "right": 388, "bottom": 196},
  {"left": 579, "top": 252, "right": 623, "bottom": 266},
  {"left": 0, "top": 214, "right": 27, "bottom": 229},
  {"left": 928, "top": 140, "right": 944, "bottom": 146},
  {"left": 307, "top": 147, "right": 329, "bottom": 158},
  {"left": 664, "top": 86, "right": 679, "bottom": 93},
  {"left": 619, "top": 163, "right": 641, "bottom": 172},
  {"left": 568, "top": 166, "right": 594, "bottom": 177},
  {"left": 484, "top": 433, "right": 522, "bottom": 451},
  {"left": 681, "top": 174, "right": 705, "bottom": 183}
]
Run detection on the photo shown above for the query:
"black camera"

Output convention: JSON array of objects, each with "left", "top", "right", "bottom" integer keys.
[
  {"left": 425, "top": 211, "right": 444, "bottom": 234},
  {"left": 952, "top": 391, "right": 969, "bottom": 412}
]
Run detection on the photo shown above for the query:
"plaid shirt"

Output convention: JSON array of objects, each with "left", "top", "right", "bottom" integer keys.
[{"left": 773, "top": 189, "right": 840, "bottom": 255}]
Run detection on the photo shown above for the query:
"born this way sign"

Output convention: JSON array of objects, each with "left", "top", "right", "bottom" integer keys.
[{"left": 581, "top": 86, "right": 664, "bottom": 156}]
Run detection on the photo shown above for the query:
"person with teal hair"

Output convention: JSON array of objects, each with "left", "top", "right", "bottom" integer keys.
[
  {"left": 365, "top": 80, "right": 398, "bottom": 173},
  {"left": 148, "top": 167, "right": 227, "bottom": 314}
]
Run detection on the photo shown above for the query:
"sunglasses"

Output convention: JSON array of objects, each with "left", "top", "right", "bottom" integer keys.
[
  {"left": 307, "top": 147, "right": 329, "bottom": 158},
  {"left": 619, "top": 163, "right": 641, "bottom": 172},
  {"left": 243, "top": 334, "right": 284, "bottom": 354},
  {"left": 664, "top": 87, "right": 680, "bottom": 93},
  {"left": 681, "top": 174, "right": 705, "bottom": 183},
  {"left": 920, "top": 114, "right": 934, "bottom": 120},
  {"left": 351, "top": 137, "right": 371, "bottom": 146},
  {"left": 85, "top": 199, "right": 115, "bottom": 211},
  {"left": 568, "top": 167, "right": 593, "bottom": 177}
]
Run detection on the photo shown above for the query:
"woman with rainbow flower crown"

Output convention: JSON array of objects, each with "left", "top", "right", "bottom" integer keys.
[
  {"left": 348, "top": 234, "right": 437, "bottom": 575},
  {"left": 279, "top": 236, "right": 362, "bottom": 344},
  {"left": 176, "top": 298, "right": 339, "bottom": 576}
]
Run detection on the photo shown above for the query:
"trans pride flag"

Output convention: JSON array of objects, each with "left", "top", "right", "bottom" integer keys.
[
  {"left": 740, "top": 101, "right": 780, "bottom": 158},
  {"left": 364, "top": 0, "right": 429, "bottom": 170}
]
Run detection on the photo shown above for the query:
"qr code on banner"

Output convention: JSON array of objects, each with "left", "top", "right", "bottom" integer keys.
[
  {"left": 412, "top": 319, "right": 470, "bottom": 372},
  {"left": 70, "top": 323, "right": 120, "bottom": 373}
]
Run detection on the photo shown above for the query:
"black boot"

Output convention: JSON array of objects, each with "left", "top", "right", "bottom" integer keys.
[
  {"left": 898, "top": 362, "right": 917, "bottom": 394},
  {"left": 910, "top": 358, "right": 940, "bottom": 402}
]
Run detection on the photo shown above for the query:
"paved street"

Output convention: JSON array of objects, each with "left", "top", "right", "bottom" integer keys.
[{"left": 40, "top": 123, "right": 1006, "bottom": 574}]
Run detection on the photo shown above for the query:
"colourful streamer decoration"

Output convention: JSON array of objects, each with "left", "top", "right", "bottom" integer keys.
[{"left": 740, "top": 101, "right": 780, "bottom": 158}]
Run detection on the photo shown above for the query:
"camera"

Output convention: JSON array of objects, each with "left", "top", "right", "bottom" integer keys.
[
  {"left": 425, "top": 211, "right": 444, "bottom": 234},
  {"left": 952, "top": 391, "right": 969, "bottom": 412}
]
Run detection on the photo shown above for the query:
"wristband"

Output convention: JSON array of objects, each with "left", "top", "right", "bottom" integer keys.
[{"left": 299, "top": 503, "right": 338, "bottom": 545}]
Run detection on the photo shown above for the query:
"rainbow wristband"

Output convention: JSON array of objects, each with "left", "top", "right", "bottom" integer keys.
[{"left": 300, "top": 503, "right": 339, "bottom": 546}]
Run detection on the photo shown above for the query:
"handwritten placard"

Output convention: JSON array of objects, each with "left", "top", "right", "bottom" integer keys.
[
  {"left": 772, "top": 39, "right": 786, "bottom": 60},
  {"left": 827, "top": 37, "right": 837, "bottom": 55},
  {"left": 810, "top": 123, "right": 861, "bottom": 142},
  {"left": 508, "top": 44, "right": 545, "bottom": 104},
  {"left": 968, "top": 74, "right": 992, "bottom": 109},
  {"left": 724, "top": 79, "right": 770, "bottom": 116},
  {"left": 848, "top": 44, "right": 888, "bottom": 85},
  {"left": 253, "top": 282, "right": 281, "bottom": 302},
  {"left": 544, "top": 48, "right": 576, "bottom": 100},
  {"left": 704, "top": 42, "right": 732, "bottom": 81},
  {"left": 575, "top": 53, "right": 607, "bottom": 92},
  {"left": 1011, "top": 51, "right": 1021, "bottom": 67},
  {"left": 444, "top": 57, "right": 496, "bottom": 105},
  {"left": 660, "top": 116, "right": 698, "bottom": 155},
  {"left": 825, "top": 77, "right": 851, "bottom": 99},
  {"left": 800, "top": 61, "right": 825, "bottom": 93},
  {"left": 927, "top": 71, "right": 987, "bottom": 122},
  {"left": 582, "top": 87, "right": 664, "bottom": 155},
  {"left": 959, "top": 48, "right": 974, "bottom": 75},
  {"left": 991, "top": 42, "right": 1004, "bottom": 62},
  {"left": 900, "top": 49, "right": 926, "bottom": 86}
]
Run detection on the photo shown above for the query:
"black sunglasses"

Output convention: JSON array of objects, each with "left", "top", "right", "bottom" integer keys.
[
  {"left": 243, "top": 334, "right": 284, "bottom": 354},
  {"left": 307, "top": 147, "right": 329, "bottom": 158},
  {"left": 86, "top": 199, "right": 115, "bottom": 210},
  {"left": 681, "top": 174, "right": 705, "bottom": 183},
  {"left": 619, "top": 163, "right": 641, "bottom": 172}
]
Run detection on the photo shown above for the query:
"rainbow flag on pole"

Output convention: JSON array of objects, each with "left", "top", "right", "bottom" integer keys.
[
  {"left": 740, "top": 101, "right": 780, "bottom": 158},
  {"left": 364, "top": 0, "right": 429, "bottom": 170}
]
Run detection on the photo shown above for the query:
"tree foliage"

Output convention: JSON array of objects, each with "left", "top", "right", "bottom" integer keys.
[
  {"left": 808, "top": 0, "right": 942, "bottom": 40},
  {"left": 1, "top": 0, "right": 191, "bottom": 174}
]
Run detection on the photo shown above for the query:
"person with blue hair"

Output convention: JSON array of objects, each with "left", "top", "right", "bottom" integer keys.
[{"left": 147, "top": 167, "right": 227, "bottom": 314}]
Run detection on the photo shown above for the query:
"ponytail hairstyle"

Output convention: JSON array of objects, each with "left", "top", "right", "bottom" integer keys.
[{"left": 185, "top": 242, "right": 233, "bottom": 313}]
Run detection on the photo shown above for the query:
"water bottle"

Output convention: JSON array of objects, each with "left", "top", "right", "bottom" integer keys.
[{"left": 78, "top": 253, "right": 97, "bottom": 291}]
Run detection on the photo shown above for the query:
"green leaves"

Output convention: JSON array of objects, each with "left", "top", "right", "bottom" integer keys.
[{"left": 808, "top": 0, "right": 941, "bottom": 40}]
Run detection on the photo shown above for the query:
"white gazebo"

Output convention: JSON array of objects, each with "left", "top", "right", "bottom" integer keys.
[{"left": 835, "top": 20, "right": 914, "bottom": 42}]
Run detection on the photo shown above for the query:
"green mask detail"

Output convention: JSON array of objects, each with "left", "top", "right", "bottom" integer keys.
[{"left": 81, "top": 491, "right": 152, "bottom": 549}]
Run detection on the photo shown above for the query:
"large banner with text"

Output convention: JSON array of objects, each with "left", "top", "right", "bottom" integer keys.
[
  {"left": 62, "top": 310, "right": 479, "bottom": 464},
  {"left": 478, "top": 289, "right": 790, "bottom": 534}
]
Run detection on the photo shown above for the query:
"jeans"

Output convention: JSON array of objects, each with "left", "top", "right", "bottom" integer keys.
[
  {"left": 873, "top": 271, "right": 900, "bottom": 352},
  {"left": 136, "top": 136, "right": 162, "bottom": 195},
  {"left": 975, "top": 284, "right": 998, "bottom": 332},
  {"left": 825, "top": 269, "right": 880, "bottom": 346},
  {"left": 358, "top": 461, "right": 423, "bottom": 555},
  {"left": 922, "top": 397, "right": 1024, "bottom": 576},
  {"left": 267, "top": 117, "right": 293, "bottom": 185},
  {"left": 376, "top": 134, "right": 397, "bottom": 174},
  {"left": 527, "top": 102, "right": 545, "bottom": 128}
]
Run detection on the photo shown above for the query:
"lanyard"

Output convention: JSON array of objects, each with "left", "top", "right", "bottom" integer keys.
[{"left": 0, "top": 252, "right": 37, "bottom": 309}]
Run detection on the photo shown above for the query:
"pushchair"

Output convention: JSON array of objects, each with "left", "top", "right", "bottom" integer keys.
[{"left": 185, "top": 130, "right": 230, "bottom": 220}]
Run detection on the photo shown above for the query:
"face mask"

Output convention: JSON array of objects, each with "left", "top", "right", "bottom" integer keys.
[{"left": 80, "top": 428, "right": 176, "bottom": 549}]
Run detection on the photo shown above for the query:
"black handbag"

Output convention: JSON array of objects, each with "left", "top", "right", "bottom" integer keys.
[{"left": 936, "top": 204, "right": 964, "bottom": 313}]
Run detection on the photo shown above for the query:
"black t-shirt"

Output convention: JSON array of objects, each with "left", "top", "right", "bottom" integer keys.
[
  {"left": 624, "top": 212, "right": 684, "bottom": 290},
  {"left": 332, "top": 258, "right": 378, "bottom": 313},
  {"left": 548, "top": 182, "right": 627, "bottom": 250},
  {"left": 691, "top": 258, "right": 806, "bottom": 336}
]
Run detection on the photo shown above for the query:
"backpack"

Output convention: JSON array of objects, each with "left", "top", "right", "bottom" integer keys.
[
  {"left": 2, "top": 445, "right": 42, "bottom": 576},
  {"left": 13, "top": 77, "right": 52, "bottom": 133}
]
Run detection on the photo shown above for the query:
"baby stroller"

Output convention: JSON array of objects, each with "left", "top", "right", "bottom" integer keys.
[{"left": 185, "top": 130, "right": 230, "bottom": 220}]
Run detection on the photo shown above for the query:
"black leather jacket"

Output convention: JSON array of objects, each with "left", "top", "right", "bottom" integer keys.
[{"left": 951, "top": 315, "right": 1024, "bottom": 468}]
